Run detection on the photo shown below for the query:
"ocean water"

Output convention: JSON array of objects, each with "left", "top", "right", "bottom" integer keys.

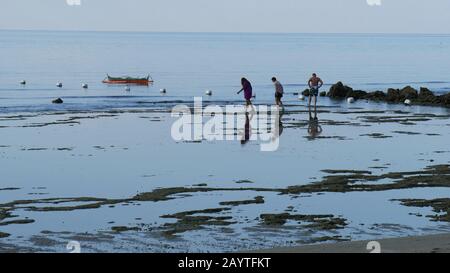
[
  {"left": 1, "top": 30, "right": 450, "bottom": 252},
  {"left": 1, "top": 30, "right": 450, "bottom": 113}
]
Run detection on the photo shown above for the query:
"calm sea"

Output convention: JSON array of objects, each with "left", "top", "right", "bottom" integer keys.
[
  {"left": 1, "top": 30, "right": 450, "bottom": 251},
  {"left": 1, "top": 30, "right": 450, "bottom": 113}
]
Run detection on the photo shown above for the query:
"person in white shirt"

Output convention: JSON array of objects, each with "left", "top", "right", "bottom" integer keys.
[{"left": 272, "top": 77, "right": 284, "bottom": 106}]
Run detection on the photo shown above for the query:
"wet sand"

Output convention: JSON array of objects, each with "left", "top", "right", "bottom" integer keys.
[{"left": 257, "top": 233, "right": 450, "bottom": 253}]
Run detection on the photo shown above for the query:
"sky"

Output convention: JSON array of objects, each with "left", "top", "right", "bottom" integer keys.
[{"left": 1, "top": 0, "right": 450, "bottom": 33}]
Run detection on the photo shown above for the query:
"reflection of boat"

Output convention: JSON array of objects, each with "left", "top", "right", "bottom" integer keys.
[{"left": 102, "top": 74, "right": 153, "bottom": 85}]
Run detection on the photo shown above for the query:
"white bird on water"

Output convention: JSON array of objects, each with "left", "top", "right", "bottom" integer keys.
[
  {"left": 298, "top": 95, "right": 305, "bottom": 101},
  {"left": 205, "top": 90, "right": 212, "bottom": 96},
  {"left": 160, "top": 88, "right": 167, "bottom": 94},
  {"left": 404, "top": 99, "right": 412, "bottom": 106},
  {"left": 56, "top": 82, "right": 63, "bottom": 88},
  {"left": 20, "top": 80, "right": 26, "bottom": 85},
  {"left": 347, "top": 97, "right": 355, "bottom": 103},
  {"left": 82, "top": 83, "right": 88, "bottom": 89}
]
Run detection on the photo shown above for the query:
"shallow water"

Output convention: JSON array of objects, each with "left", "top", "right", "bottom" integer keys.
[
  {"left": 1, "top": 31, "right": 450, "bottom": 252},
  {"left": 0, "top": 98, "right": 449, "bottom": 252}
]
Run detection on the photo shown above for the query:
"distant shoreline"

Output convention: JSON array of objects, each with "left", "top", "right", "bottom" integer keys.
[{"left": 254, "top": 233, "right": 450, "bottom": 253}]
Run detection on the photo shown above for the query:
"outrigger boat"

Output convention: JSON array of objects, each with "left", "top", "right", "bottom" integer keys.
[{"left": 102, "top": 74, "right": 153, "bottom": 85}]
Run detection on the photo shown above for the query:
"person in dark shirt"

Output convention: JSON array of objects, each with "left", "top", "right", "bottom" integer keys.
[{"left": 237, "top": 77, "right": 253, "bottom": 107}]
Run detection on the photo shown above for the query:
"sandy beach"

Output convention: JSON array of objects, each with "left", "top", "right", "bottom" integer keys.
[{"left": 257, "top": 233, "right": 450, "bottom": 253}]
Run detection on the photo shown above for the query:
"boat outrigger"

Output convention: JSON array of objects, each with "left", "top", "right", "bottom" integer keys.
[{"left": 102, "top": 74, "right": 153, "bottom": 85}]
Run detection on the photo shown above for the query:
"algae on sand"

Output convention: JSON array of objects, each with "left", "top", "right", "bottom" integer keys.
[
  {"left": 220, "top": 196, "right": 265, "bottom": 206},
  {"left": 160, "top": 207, "right": 236, "bottom": 237},
  {"left": 394, "top": 198, "right": 450, "bottom": 222},
  {"left": 111, "top": 226, "right": 140, "bottom": 233},
  {"left": 260, "top": 213, "right": 348, "bottom": 230}
]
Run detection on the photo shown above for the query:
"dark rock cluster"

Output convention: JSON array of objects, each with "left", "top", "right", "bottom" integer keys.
[
  {"left": 52, "top": 98, "right": 64, "bottom": 104},
  {"left": 326, "top": 81, "right": 450, "bottom": 106}
]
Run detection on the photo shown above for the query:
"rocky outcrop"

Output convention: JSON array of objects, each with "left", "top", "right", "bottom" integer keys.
[
  {"left": 327, "top": 82, "right": 353, "bottom": 98},
  {"left": 326, "top": 82, "right": 448, "bottom": 107}
]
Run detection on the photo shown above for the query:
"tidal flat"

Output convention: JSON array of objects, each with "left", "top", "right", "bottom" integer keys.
[{"left": 0, "top": 98, "right": 449, "bottom": 252}]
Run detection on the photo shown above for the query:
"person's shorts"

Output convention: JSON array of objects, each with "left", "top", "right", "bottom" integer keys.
[
  {"left": 310, "top": 87, "right": 319, "bottom": 97},
  {"left": 275, "top": 93, "right": 283, "bottom": 99}
]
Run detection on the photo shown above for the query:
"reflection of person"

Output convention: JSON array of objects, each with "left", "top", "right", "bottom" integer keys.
[
  {"left": 271, "top": 108, "right": 284, "bottom": 142},
  {"left": 272, "top": 77, "right": 284, "bottom": 107},
  {"left": 308, "top": 106, "right": 322, "bottom": 139},
  {"left": 308, "top": 73, "right": 323, "bottom": 110},
  {"left": 237, "top": 78, "right": 253, "bottom": 107},
  {"left": 240, "top": 111, "right": 254, "bottom": 145}
]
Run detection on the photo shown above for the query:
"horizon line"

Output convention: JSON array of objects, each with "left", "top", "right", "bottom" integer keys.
[{"left": 1, "top": 28, "right": 450, "bottom": 36}]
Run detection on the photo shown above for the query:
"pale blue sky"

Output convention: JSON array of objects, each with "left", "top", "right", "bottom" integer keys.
[{"left": 1, "top": 0, "right": 450, "bottom": 33}]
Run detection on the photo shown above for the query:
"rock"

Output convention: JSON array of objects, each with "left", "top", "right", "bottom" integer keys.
[
  {"left": 418, "top": 87, "right": 438, "bottom": 103},
  {"left": 56, "top": 82, "right": 63, "bottom": 88},
  {"left": 364, "top": 91, "right": 386, "bottom": 101},
  {"left": 205, "top": 90, "right": 213, "bottom": 96},
  {"left": 82, "top": 84, "right": 88, "bottom": 89},
  {"left": 320, "top": 91, "right": 327, "bottom": 97},
  {"left": 160, "top": 88, "right": 167, "bottom": 94},
  {"left": 302, "top": 89, "right": 310, "bottom": 96},
  {"left": 441, "top": 93, "right": 450, "bottom": 106},
  {"left": 347, "top": 90, "right": 367, "bottom": 100},
  {"left": 386, "top": 88, "right": 401, "bottom": 102},
  {"left": 52, "top": 98, "right": 63, "bottom": 104},
  {"left": 20, "top": 80, "right": 26, "bottom": 85},
  {"left": 419, "top": 87, "right": 434, "bottom": 97},
  {"left": 399, "top": 86, "right": 418, "bottom": 100},
  {"left": 328, "top": 82, "right": 353, "bottom": 98}
]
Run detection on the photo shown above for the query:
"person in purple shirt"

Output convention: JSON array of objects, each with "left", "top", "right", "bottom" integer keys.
[{"left": 237, "top": 77, "right": 253, "bottom": 107}]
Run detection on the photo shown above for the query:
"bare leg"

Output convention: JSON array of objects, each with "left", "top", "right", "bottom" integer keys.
[
  {"left": 314, "top": 96, "right": 317, "bottom": 112},
  {"left": 246, "top": 100, "right": 255, "bottom": 113}
]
